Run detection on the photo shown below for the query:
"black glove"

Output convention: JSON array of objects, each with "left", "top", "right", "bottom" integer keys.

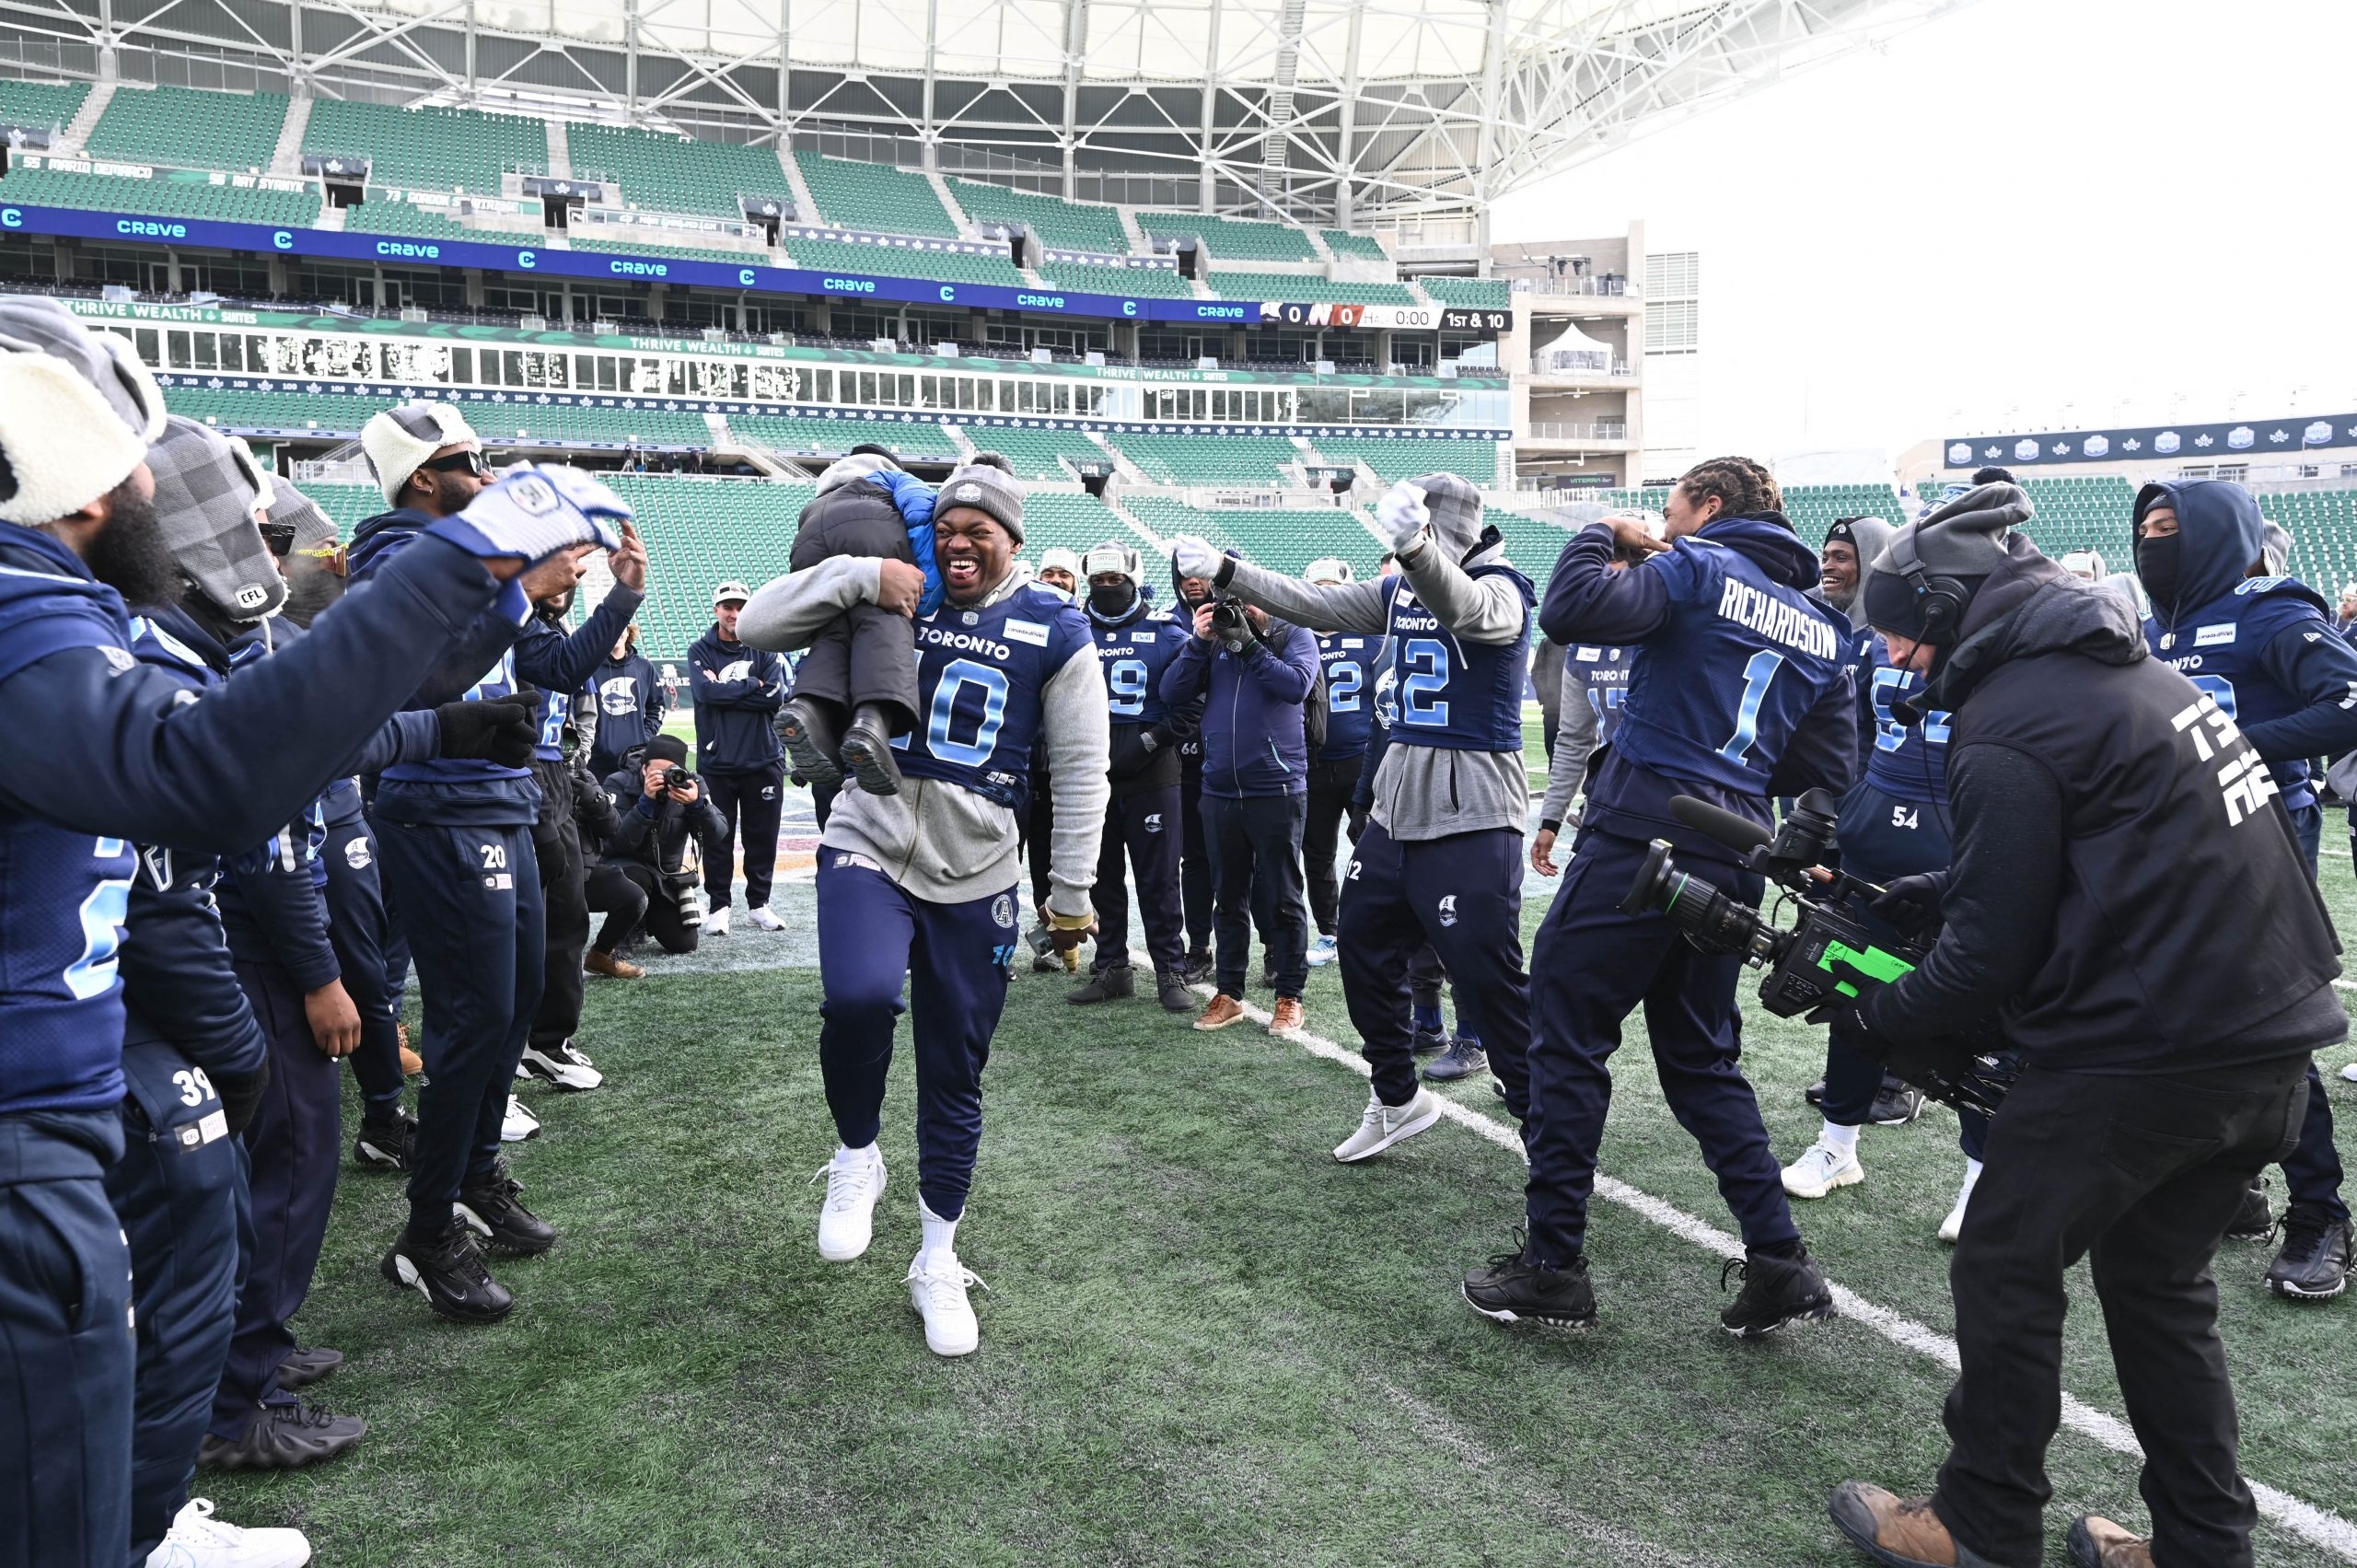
[
  {"left": 436, "top": 695, "right": 540, "bottom": 768},
  {"left": 1345, "top": 804, "right": 1368, "bottom": 844},
  {"left": 213, "top": 1062, "right": 270, "bottom": 1138},
  {"left": 1869, "top": 872, "right": 1947, "bottom": 940}
]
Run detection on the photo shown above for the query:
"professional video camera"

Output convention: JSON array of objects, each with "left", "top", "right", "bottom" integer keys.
[{"left": 1620, "top": 787, "right": 2015, "bottom": 1117}]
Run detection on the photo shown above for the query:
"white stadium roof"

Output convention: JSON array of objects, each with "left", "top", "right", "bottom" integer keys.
[{"left": 3, "top": 0, "right": 1972, "bottom": 226}]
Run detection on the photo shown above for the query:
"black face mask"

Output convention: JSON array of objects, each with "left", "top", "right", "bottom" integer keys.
[
  {"left": 1088, "top": 581, "right": 1136, "bottom": 620},
  {"left": 2136, "top": 534, "right": 2180, "bottom": 608},
  {"left": 89, "top": 483, "right": 186, "bottom": 611}
]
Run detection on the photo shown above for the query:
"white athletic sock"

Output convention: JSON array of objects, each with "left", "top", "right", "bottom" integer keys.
[
  {"left": 917, "top": 1198, "right": 960, "bottom": 1268},
  {"left": 834, "top": 1141, "right": 877, "bottom": 1168},
  {"left": 1820, "top": 1121, "right": 1861, "bottom": 1155}
]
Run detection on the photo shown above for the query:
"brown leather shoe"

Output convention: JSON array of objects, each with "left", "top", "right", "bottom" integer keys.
[
  {"left": 584, "top": 947, "right": 645, "bottom": 981},
  {"left": 1192, "top": 993, "right": 1247, "bottom": 1031},
  {"left": 1269, "top": 997, "right": 1305, "bottom": 1036},
  {"left": 397, "top": 1022, "right": 422, "bottom": 1077},
  {"left": 2067, "top": 1516, "right": 2154, "bottom": 1568},
  {"left": 1829, "top": 1481, "right": 2014, "bottom": 1567}
]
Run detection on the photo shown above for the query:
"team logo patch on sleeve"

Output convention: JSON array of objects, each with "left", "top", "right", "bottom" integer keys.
[{"left": 1004, "top": 620, "right": 1051, "bottom": 647}]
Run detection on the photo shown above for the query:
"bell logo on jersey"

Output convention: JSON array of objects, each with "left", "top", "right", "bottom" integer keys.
[
  {"left": 2171, "top": 692, "right": 2280, "bottom": 828},
  {"left": 1437, "top": 893, "right": 1458, "bottom": 927}
]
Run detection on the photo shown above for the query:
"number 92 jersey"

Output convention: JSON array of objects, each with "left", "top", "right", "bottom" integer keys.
[{"left": 892, "top": 583, "right": 1097, "bottom": 810}]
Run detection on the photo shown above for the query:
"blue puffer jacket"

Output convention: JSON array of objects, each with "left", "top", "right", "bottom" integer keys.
[{"left": 1158, "top": 616, "right": 1319, "bottom": 798}]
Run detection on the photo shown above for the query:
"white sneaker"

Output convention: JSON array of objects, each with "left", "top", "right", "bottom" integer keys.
[
  {"left": 145, "top": 1498, "right": 311, "bottom": 1568},
  {"left": 2342, "top": 1061, "right": 2357, "bottom": 1085},
  {"left": 1332, "top": 1087, "right": 1442, "bottom": 1163},
  {"left": 1940, "top": 1165, "right": 1982, "bottom": 1245},
  {"left": 703, "top": 907, "right": 731, "bottom": 936},
  {"left": 813, "top": 1144, "right": 887, "bottom": 1261},
  {"left": 519, "top": 1040, "right": 603, "bottom": 1091},
  {"left": 1306, "top": 934, "right": 1338, "bottom": 968},
  {"left": 906, "top": 1250, "right": 984, "bottom": 1356},
  {"left": 500, "top": 1094, "right": 540, "bottom": 1142},
  {"left": 748, "top": 904, "right": 785, "bottom": 932},
  {"left": 1781, "top": 1141, "right": 1864, "bottom": 1200}
]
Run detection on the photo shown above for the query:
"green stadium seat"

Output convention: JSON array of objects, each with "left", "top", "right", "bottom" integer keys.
[
  {"left": 1033, "top": 263, "right": 1194, "bottom": 298},
  {"left": 0, "top": 79, "right": 90, "bottom": 134},
  {"left": 787, "top": 235, "right": 1023, "bottom": 286},
  {"left": 568, "top": 123, "right": 786, "bottom": 221},
  {"left": 1138, "top": 211, "right": 1318, "bottom": 263},
  {"left": 86, "top": 85, "right": 288, "bottom": 172},
  {"left": 1320, "top": 230, "right": 1388, "bottom": 264},
  {"left": 1111, "top": 434, "right": 1304, "bottom": 486},
  {"left": 949, "top": 180, "right": 1128, "bottom": 255},
  {"left": 1016, "top": 492, "right": 1134, "bottom": 562},
  {"left": 733, "top": 414, "right": 959, "bottom": 461},
  {"left": 956, "top": 425, "right": 1106, "bottom": 481},
  {"left": 570, "top": 234, "right": 772, "bottom": 267},
  {"left": 163, "top": 386, "right": 707, "bottom": 448},
  {"left": 1316, "top": 436, "right": 1499, "bottom": 485},
  {"left": 1124, "top": 496, "right": 1381, "bottom": 578},
  {"left": 794, "top": 152, "right": 958, "bottom": 239},
  {"left": 305, "top": 99, "right": 548, "bottom": 192},
  {"left": 604, "top": 474, "right": 812, "bottom": 656},
  {"left": 1779, "top": 484, "right": 1914, "bottom": 547},
  {"left": 343, "top": 200, "right": 478, "bottom": 240},
  {"left": 0, "top": 165, "right": 319, "bottom": 226},
  {"left": 1417, "top": 275, "right": 1512, "bottom": 308},
  {"left": 1206, "top": 271, "right": 1417, "bottom": 308}
]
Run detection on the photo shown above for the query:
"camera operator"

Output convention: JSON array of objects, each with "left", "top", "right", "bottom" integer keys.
[
  {"left": 1159, "top": 553, "right": 1320, "bottom": 1036},
  {"left": 597, "top": 738, "right": 727, "bottom": 956},
  {"left": 588, "top": 623, "right": 668, "bottom": 780},
  {"left": 1170, "top": 562, "right": 1220, "bottom": 980},
  {"left": 1300, "top": 558, "right": 1386, "bottom": 974},
  {"left": 0, "top": 313, "right": 615, "bottom": 1565},
  {"left": 1829, "top": 492, "right": 2345, "bottom": 1568},
  {"left": 1491, "top": 457, "right": 1855, "bottom": 1338},
  {"left": 1170, "top": 472, "right": 1535, "bottom": 1142},
  {"left": 2134, "top": 478, "right": 2356, "bottom": 1301}
]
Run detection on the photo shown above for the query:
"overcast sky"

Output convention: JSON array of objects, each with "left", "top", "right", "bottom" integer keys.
[{"left": 1492, "top": 0, "right": 2357, "bottom": 469}]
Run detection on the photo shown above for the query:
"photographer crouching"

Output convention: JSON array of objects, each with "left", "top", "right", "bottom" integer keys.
[
  {"left": 592, "top": 737, "right": 727, "bottom": 958},
  {"left": 1829, "top": 498, "right": 2343, "bottom": 1568}
]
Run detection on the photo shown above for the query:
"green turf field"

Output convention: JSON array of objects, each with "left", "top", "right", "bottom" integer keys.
[{"left": 211, "top": 721, "right": 2357, "bottom": 1566}]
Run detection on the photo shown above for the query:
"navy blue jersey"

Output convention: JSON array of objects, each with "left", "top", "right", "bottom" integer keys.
[
  {"left": 1381, "top": 564, "right": 1534, "bottom": 753},
  {"left": 516, "top": 590, "right": 643, "bottom": 761},
  {"left": 1092, "top": 609, "right": 1189, "bottom": 728},
  {"left": 2146, "top": 576, "right": 2339, "bottom": 810},
  {"left": 1610, "top": 538, "right": 1851, "bottom": 794},
  {"left": 1315, "top": 633, "right": 1387, "bottom": 761},
  {"left": 1860, "top": 635, "right": 1951, "bottom": 806},
  {"left": 1561, "top": 643, "right": 1633, "bottom": 749},
  {"left": 891, "top": 584, "right": 1094, "bottom": 808}
]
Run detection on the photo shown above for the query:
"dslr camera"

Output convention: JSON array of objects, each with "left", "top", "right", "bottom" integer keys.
[
  {"left": 1207, "top": 597, "right": 1253, "bottom": 644},
  {"left": 658, "top": 764, "right": 701, "bottom": 796},
  {"left": 1620, "top": 787, "right": 2014, "bottom": 1117}
]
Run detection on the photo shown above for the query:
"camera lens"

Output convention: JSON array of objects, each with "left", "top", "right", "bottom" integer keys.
[{"left": 1620, "top": 839, "right": 1769, "bottom": 958}]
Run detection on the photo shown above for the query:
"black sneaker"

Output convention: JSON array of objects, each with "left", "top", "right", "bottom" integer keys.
[
  {"left": 1804, "top": 1078, "right": 1827, "bottom": 1107},
  {"left": 458, "top": 1161, "right": 557, "bottom": 1256},
  {"left": 1181, "top": 947, "right": 1214, "bottom": 984},
  {"left": 275, "top": 1344, "right": 343, "bottom": 1390},
  {"left": 1423, "top": 1037, "right": 1488, "bottom": 1083},
  {"left": 196, "top": 1399, "right": 366, "bottom": 1470},
  {"left": 1068, "top": 965, "right": 1133, "bottom": 1005},
  {"left": 353, "top": 1110, "right": 416, "bottom": 1172},
  {"left": 382, "top": 1218, "right": 516, "bottom": 1323},
  {"left": 775, "top": 697, "right": 843, "bottom": 789},
  {"left": 2265, "top": 1203, "right": 2354, "bottom": 1301},
  {"left": 1720, "top": 1246, "right": 1835, "bottom": 1338},
  {"left": 1463, "top": 1238, "right": 1597, "bottom": 1332},
  {"left": 1868, "top": 1082, "right": 1924, "bottom": 1126},
  {"left": 1155, "top": 970, "right": 1195, "bottom": 1013},
  {"left": 1411, "top": 1027, "right": 1451, "bottom": 1056},
  {"left": 2225, "top": 1177, "right": 2274, "bottom": 1242}
]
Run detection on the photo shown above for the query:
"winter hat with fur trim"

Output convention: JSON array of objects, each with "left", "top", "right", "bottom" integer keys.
[
  {"left": 363, "top": 401, "right": 480, "bottom": 506},
  {"left": 145, "top": 414, "right": 285, "bottom": 621},
  {"left": 0, "top": 353, "right": 152, "bottom": 527},
  {"left": 0, "top": 297, "right": 166, "bottom": 444}
]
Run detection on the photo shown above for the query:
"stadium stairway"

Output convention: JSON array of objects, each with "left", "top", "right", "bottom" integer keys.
[
  {"left": 927, "top": 171, "right": 973, "bottom": 233},
  {"left": 269, "top": 96, "right": 311, "bottom": 178},
  {"left": 58, "top": 80, "right": 112, "bottom": 154},
  {"left": 778, "top": 149, "right": 822, "bottom": 229},
  {"left": 545, "top": 117, "right": 573, "bottom": 180}
]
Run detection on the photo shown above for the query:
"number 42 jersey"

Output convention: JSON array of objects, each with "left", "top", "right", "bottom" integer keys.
[{"left": 892, "top": 582, "right": 1096, "bottom": 810}]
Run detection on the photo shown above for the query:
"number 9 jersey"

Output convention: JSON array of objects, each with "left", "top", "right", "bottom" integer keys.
[{"left": 892, "top": 581, "right": 1097, "bottom": 811}]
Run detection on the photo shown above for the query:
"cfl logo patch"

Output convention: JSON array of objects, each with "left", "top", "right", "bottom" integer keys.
[
  {"left": 2172, "top": 694, "right": 2281, "bottom": 828},
  {"left": 1437, "top": 893, "right": 1458, "bottom": 928}
]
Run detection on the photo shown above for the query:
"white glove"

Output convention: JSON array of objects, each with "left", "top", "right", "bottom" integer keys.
[
  {"left": 1169, "top": 534, "right": 1223, "bottom": 583},
  {"left": 1377, "top": 481, "right": 1431, "bottom": 553},
  {"left": 429, "top": 463, "right": 631, "bottom": 563}
]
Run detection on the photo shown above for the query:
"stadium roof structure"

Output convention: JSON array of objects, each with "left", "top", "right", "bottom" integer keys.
[{"left": 3, "top": 0, "right": 1972, "bottom": 230}]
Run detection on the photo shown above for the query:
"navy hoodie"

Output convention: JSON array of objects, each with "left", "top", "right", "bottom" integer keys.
[
  {"left": 2137, "top": 479, "right": 2357, "bottom": 813},
  {"left": 1540, "top": 513, "right": 1857, "bottom": 861},
  {"left": 1158, "top": 613, "right": 1320, "bottom": 799},
  {"left": 587, "top": 645, "right": 670, "bottom": 776},
  {"left": 689, "top": 623, "right": 787, "bottom": 773}
]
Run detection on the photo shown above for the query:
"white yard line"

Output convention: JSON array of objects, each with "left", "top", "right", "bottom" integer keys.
[{"left": 1151, "top": 955, "right": 2357, "bottom": 1559}]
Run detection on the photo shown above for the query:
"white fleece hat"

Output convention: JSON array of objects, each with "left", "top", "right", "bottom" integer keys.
[
  {"left": 362, "top": 401, "right": 480, "bottom": 505},
  {"left": 0, "top": 353, "right": 152, "bottom": 527},
  {"left": 1039, "top": 546, "right": 1082, "bottom": 580}
]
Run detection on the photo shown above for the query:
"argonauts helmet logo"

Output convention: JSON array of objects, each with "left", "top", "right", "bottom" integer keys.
[
  {"left": 598, "top": 677, "right": 639, "bottom": 716},
  {"left": 343, "top": 838, "right": 373, "bottom": 870},
  {"left": 718, "top": 659, "right": 753, "bottom": 683},
  {"left": 1144, "top": 813, "right": 1163, "bottom": 833},
  {"left": 1373, "top": 667, "right": 1399, "bottom": 729},
  {"left": 1437, "top": 893, "right": 1458, "bottom": 928},
  {"left": 991, "top": 893, "right": 1016, "bottom": 929}
]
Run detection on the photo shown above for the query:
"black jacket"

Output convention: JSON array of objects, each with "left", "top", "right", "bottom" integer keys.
[
  {"left": 598, "top": 758, "right": 727, "bottom": 877},
  {"left": 1864, "top": 537, "right": 2344, "bottom": 1071}
]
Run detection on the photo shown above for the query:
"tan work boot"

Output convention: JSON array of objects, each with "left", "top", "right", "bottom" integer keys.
[
  {"left": 1269, "top": 997, "right": 1305, "bottom": 1036},
  {"left": 1192, "top": 993, "right": 1247, "bottom": 1031},
  {"left": 584, "top": 948, "right": 645, "bottom": 981},
  {"left": 1829, "top": 1481, "right": 2014, "bottom": 1567},
  {"left": 2067, "top": 1516, "right": 2154, "bottom": 1568}
]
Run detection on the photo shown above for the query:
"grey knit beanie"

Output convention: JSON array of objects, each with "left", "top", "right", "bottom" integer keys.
[{"left": 939, "top": 461, "right": 1027, "bottom": 545}]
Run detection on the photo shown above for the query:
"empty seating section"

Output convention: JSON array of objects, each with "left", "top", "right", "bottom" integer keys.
[
  {"left": 166, "top": 387, "right": 377, "bottom": 435},
  {"left": 1417, "top": 275, "right": 1512, "bottom": 308},
  {"left": 1139, "top": 211, "right": 1318, "bottom": 262},
  {"left": 1114, "top": 434, "right": 1303, "bottom": 486},
  {"left": 305, "top": 99, "right": 546, "bottom": 192},
  {"left": 87, "top": 86, "right": 287, "bottom": 172},
  {"left": 2258, "top": 488, "right": 2357, "bottom": 590},
  {"left": 788, "top": 239, "right": 1025, "bottom": 286},
  {"left": 0, "top": 165, "right": 320, "bottom": 226},
  {"left": 794, "top": 152, "right": 958, "bottom": 238},
  {"left": 1779, "top": 483, "right": 1912, "bottom": 546},
  {"left": 949, "top": 180, "right": 1127, "bottom": 255},
  {"left": 608, "top": 475, "right": 810, "bottom": 656},
  {"left": 1492, "top": 514, "right": 1578, "bottom": 587},
  {"left": 570, "top": 235, "right": 772, "bottom": 266},
  {"left": 467, "top": 403, "right": 709, "bottom": 447},
  {"left": 1320, "top": 230, "right": 1388, "bottom": 263},
  {"left": 343, "top": 200, "right": 478, "bottom": 240},
  {"left": 958, "top": 425, "right": 1103, "bottom": 481},
  {"left": 1318, "top": 437, "right": 1498, "bottom": 485},
  {"left": 567, "top": 123, "right": 784, "bottom": 220},
  {"left": 1036, "top": 264, "right": 1195, "bottom": 298},
  {"left": 1207, "top": 271, "right": 1417, "bottom": 307},
  {"left": 292, "top": 482, "right": 386, "bottom": 539},
  {"left": 2010, "top": 476, "right": 2135, "bottom": 565},
  {"left": 0, "top": 78, "right": 88, "bottom": 132},
  {"left": 1125, "top": 497, "right": 1378, "bottom": 578},
  {"left": 1017, "top": 493, "right": 1132, "bottom": 561},
  {"left": 734, "top": 414, "right": 958, "bottom": 461}
]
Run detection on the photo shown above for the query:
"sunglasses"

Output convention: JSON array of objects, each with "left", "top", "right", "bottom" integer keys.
[
  {"left": 258, "top": 521, "right": 296, "bottom": 558},
  {"left": 418, "top": 449, "right": 492, "bottom": 479}
]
